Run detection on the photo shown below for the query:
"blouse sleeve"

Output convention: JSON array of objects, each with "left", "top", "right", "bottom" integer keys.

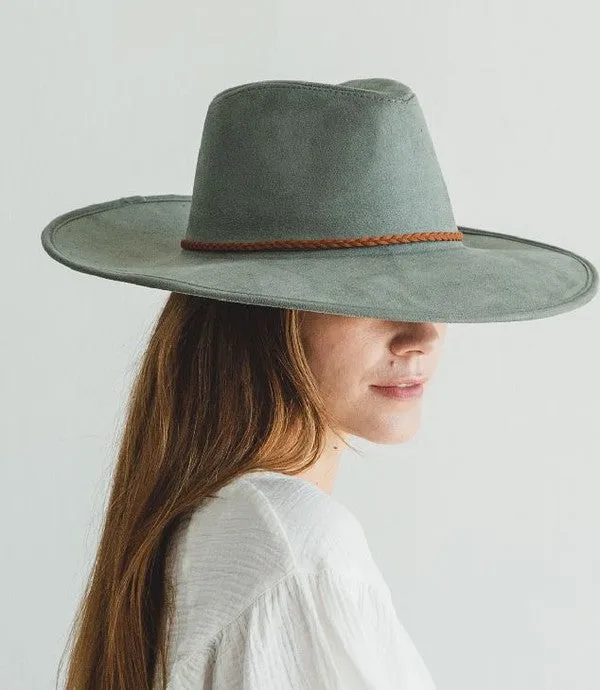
[{"left": 175, "top": 567, "right": 437, "bottom": 690}]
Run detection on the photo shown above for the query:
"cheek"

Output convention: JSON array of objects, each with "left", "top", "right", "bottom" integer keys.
[
  {"left": 310, "top": 352, "right": 362, "bottom": 401},
  {"left": 301, "top": 324, "right": 370, "bottom": 395},
  {"left": 327, "top": 367, "right": 369, "bottom": 407}
]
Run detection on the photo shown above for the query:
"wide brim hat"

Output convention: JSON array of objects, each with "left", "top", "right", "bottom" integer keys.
[{"left": 41, "top": 77, "right": 598, "bottom": 323}]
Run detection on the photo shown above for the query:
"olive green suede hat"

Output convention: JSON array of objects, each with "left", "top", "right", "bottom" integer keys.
[{"left": 40, "top": 77, "right": 598, "bottom": 323}]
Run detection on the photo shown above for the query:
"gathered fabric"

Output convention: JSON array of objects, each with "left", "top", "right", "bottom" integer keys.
[{"left": 157, "top": 470, "right": 437, "bottom": 690}]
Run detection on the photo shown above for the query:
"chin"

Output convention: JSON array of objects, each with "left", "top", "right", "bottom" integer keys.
[{"left": 359, "top": 425, "right": 420, "bottom": 445}]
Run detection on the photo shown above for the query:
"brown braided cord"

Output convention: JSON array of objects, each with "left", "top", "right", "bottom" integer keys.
[{"left": 181, "top": 230, "right": 463, "bottom": 252}]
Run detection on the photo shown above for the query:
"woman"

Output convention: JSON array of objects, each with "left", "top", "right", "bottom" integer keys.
[{"left": 41, "top": 77, "right": 597, "bottom": 689}]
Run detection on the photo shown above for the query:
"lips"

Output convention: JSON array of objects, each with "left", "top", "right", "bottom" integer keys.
[
  {"left": 371, "top": 382, "right": 424, "bottom": 400},
  {"left": 374, "top": 377, "right": 428, "bottom": 387}
]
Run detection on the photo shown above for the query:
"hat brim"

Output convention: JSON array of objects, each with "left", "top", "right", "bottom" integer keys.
[{"left": 41, "top": 194, "right": 598, "bottom": 323}]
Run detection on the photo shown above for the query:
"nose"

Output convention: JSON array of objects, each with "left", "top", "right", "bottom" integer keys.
[{"left": 389, "top": 322, "right": 442, "bottom": 356}]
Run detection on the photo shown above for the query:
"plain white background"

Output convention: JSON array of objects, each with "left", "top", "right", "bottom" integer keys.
[{"left": 2, "top": 1, "right": 599, "bottom": 688}]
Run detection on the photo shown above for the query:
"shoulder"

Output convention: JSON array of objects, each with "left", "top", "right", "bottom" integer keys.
[
  {"left": 166, "top": 471, "right": 390, "bottom": 658},
  {"left": 231, "top": 470, "right": 384, "bottom": 582}
]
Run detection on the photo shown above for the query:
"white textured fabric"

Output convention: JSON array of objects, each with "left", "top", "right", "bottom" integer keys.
[{"left": 159, "top": 470, "right": 437, "bottom": 689}]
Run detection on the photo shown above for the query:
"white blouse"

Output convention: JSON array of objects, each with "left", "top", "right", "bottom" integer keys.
[{"left": 159, "top": 469, "right": 437, "bottom": 689}]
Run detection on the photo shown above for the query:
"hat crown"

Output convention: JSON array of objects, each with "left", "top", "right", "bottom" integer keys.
[{"left": 184, "top": 78, "right": 458, "bottom": 247}]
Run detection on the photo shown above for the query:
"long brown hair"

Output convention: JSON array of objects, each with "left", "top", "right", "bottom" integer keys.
[{"left": 57, "top": 291, "right": 359, "bottom": 690}]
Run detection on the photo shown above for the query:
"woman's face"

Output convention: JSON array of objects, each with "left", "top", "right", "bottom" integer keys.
[{"left": 299, "top": 311, "right": 447, "bottom": 445}]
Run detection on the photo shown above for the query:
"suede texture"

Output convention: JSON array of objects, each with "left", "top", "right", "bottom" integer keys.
[{"left": 40, "top": 78, "right": 598, "bottom": 323}]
